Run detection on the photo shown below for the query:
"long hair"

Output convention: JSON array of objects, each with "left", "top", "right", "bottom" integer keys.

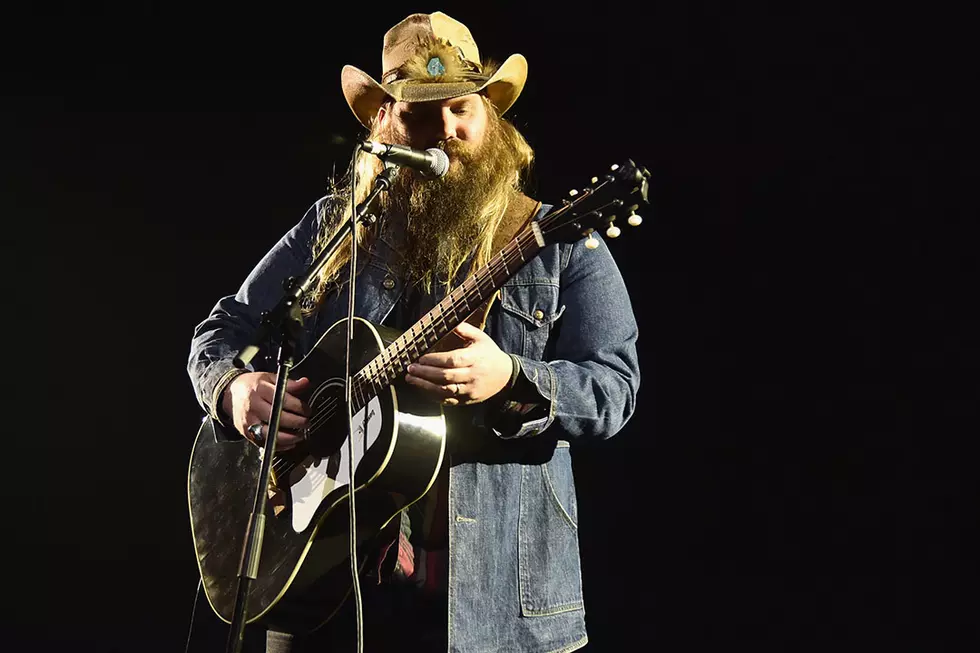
[
  {"left": 303, "top": 79, "right": 534, "bottom": 315},
  {"left": 299, "top": 128, "right": 387, "bottom": 316}
]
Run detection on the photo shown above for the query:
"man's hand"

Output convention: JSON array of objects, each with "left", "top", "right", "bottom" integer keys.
[
  {"left": 405, "top": 322, "right": 512, "bottom": 406},
  {"left": 221, "top": 372, "right": 312, "bottom": 450}
]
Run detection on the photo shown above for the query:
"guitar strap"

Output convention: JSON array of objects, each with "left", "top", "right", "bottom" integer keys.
[{"left": 452, "top": 192, "right": 543, "bottom": 334}]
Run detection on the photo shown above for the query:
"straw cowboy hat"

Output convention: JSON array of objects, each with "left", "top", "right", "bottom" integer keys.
[{"left": 341, "top": 11, "right": 528, "bottom": 129}]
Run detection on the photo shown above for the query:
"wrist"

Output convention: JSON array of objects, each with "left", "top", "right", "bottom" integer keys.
[
  {"left": 505, "top": 353, "right": 520, "bottom": 391},
  {"left": 489, "top": 354, "right": 520, "bottom": 405},
  {"left": 217, "top": 370, "right": 247, "bottom": 426}
]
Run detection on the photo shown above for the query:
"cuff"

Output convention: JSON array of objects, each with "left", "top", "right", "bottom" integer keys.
[
  {"left": 485, "top": 355, "right": 557, "bottom": 439},
  {"left": 199, "top": 360, "right": 250, "bottom": 439}
]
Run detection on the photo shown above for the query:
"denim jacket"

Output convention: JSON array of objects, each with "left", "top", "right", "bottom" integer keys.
[{"left": 187, "top": 195, "right": 640, "bottom": 652}]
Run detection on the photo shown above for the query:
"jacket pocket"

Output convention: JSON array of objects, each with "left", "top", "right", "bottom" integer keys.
[
  {"left": 498, "top": 282, "right": 566, "bottom": 360},
  {"left": 518, "top": 444, "right": 584, "bottom": 616}
]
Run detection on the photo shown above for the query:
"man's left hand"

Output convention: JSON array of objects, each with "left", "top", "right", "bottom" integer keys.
[{"left": 405, "top": 321, "right": 512, "bottom": 406}]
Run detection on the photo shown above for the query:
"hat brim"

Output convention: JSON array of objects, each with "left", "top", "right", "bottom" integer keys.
[{"left": 341, "top": 53, "right": 528, "bottom": 129}]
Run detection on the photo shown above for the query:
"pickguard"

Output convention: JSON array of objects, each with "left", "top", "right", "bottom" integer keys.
[{"left": 286, "top": 390, "right": 383, "bottom": 533}]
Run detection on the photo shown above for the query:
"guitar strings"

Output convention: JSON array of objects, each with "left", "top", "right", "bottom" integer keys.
[
  {"left": 356, "top": 229, "right": 540, "bottom": 390},
  {"left": 269, "top": 394, "right": 343, "bottom": 478},
  {"left": 268, "top": 394, "right": 341, "bottom": 476}
]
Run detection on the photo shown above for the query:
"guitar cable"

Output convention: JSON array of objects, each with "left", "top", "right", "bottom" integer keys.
[
  {"left": 345, "top": 142, "right": 365, "bottom": 653},
  {"left": 183, "top": 576, "right": 203, "bottom": 653}
]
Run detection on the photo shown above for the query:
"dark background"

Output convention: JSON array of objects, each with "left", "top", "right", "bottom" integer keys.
[{"left": 3, "top": 1, "right": 976, "bottom": 651}]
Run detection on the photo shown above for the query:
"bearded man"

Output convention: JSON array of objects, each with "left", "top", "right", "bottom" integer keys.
[{"left": 187, "top": 11, "right": 640, "bottom": 653}]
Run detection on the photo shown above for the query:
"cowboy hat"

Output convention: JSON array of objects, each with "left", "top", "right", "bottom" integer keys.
[{"left": 341, "top": 11, "right": 528, "bottom": 129}]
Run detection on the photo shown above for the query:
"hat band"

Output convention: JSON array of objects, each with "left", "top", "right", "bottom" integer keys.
[
  {"left": 381, "top": 62, "right": 486, "bottom": 85},
  {"left": 386, "top": 80, "right": 488, "bottom": 104}
]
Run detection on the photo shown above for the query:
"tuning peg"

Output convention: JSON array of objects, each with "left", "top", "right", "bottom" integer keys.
[
  {"left": 584, "top": 229, "right": 599, "bottom": 250},
  {"left": 568, "top": 189, "right": 579, "bottom": 197},
  {"left": 627, "top": 204, "right": 643, "bottom": 226},
  {"left": 603, "top": 215, "right": 620, "bottom": 238},
  {"left": 610, "top": 163, "right": 620, "bottom": 171},
  {"left": 591, "top": 176, "right": 599, "bottom": 185}
]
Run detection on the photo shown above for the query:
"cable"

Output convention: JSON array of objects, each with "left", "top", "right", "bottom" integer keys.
[
  {"left": 183, "top": 576, "right": 203, "bottom": 653},
  {"left": 345, "top": 143, "right": 365, "bottom": 653}
]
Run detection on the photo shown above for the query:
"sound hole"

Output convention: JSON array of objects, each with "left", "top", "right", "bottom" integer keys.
[{"left": 305, "top": 379, "right": 351, "bottom": 458}]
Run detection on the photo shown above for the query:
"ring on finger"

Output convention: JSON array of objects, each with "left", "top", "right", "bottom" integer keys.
[{"left": 247, "top": 422, "right": 264, "bottom": 440}]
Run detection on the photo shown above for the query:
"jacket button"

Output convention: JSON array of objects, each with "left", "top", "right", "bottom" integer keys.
[
  {"left": 533, "top": 309, "right": 545, "bottom": 320},
  {"left": 383, "top": 277, "right": 395, "bottom": 290}
]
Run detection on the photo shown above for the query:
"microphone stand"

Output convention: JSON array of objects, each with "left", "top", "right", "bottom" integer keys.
[{"left": 223, "top": 163, "right": 399, "bottom": 653}]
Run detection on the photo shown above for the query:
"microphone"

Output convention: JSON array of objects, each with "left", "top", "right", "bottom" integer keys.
[{"left": 359, "top": 140, "right": 450, "bottom": 178}]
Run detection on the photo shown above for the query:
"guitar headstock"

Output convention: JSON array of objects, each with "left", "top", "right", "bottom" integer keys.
[{"left": 541, "top": 159, "right": 651, "bottom": 247}]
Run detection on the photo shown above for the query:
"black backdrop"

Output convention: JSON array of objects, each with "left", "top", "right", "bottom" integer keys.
[{"left": 3, "top": 2, "right": 976, "bottom": 652}]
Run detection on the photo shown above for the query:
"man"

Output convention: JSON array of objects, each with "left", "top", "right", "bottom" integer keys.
[{"left": 187, "top": 11, "right": 640, "bottom": 652}]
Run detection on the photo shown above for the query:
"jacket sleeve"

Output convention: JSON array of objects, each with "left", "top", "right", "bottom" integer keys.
[
  {"left": 488, "top": 233, "right": 640, "bottom": 443},
  {"left": 186, "top": 199, "right": 324, "bottom": 433}
]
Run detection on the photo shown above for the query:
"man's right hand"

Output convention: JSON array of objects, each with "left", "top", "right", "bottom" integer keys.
[{"left": 221, "top": 372, "right": 312, "bottom": 450}]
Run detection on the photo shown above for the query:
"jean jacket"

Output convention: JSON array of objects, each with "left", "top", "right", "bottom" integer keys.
[{"left": 187, "top": 195, "right": 640, "bottom": 652}]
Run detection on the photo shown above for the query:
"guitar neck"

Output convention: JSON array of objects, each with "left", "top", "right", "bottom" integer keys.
[{"left": 350, "top": 221, "right": 546, "bottom": 411}]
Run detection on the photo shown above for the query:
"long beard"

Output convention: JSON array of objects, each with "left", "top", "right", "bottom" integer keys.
[{"left": 382, "top": 121, "right": 518, "bottom": 293}]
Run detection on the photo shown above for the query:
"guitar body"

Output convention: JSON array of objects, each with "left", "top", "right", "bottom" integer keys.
[{"left": 187, "top": 317, "right": 447, "bottom": 633}]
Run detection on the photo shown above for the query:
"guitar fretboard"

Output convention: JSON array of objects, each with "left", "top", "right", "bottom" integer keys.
[{"left": 349, "top": 222, "right": 545, "bottom": 411}]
